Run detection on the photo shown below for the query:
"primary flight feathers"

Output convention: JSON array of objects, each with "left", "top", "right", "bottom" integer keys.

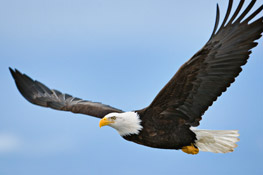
[{"left": 10, "top": 0, "right": 263, "bottom": 154}]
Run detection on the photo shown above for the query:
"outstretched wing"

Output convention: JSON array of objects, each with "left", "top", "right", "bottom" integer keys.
[
  {"left": 9, "top": 68, "right": 123, "bottom": 118},
  {"left": 147, "top": 0, "right": 263, "bottom": 126}
]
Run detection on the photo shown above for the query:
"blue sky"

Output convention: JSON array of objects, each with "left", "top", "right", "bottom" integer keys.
[{"left": 0, "top": 0, "right": 262, "bottom": 174}]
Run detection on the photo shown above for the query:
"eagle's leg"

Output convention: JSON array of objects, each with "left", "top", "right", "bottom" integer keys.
[{"left": 181, "top": 143, "right": 199, "bottom": 155}]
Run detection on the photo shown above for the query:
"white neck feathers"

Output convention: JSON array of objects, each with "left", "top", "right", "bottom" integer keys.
[{"left": 108, "top": 111, "right": 143, "bottom": 136}]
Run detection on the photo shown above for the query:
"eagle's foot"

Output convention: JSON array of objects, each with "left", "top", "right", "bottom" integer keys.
[{"left": 181, "top": 143, "right": 199, "bottom": 155}]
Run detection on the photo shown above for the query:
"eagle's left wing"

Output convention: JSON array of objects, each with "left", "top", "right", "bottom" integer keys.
[{"left": 146, "top": 0, "right": 263, "bottom": 126}]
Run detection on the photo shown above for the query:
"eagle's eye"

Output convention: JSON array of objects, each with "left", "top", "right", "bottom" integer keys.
[{"left": 110, "top": 116, "right": 116, "bottom": 120}]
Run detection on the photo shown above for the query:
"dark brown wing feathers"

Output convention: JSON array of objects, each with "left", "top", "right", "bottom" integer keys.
[
  {"left": 147, "top": 0, "right": 263, "bottom": 126},
  {"left": 9, "top": 68, "right": 123, "bottom": 118}
]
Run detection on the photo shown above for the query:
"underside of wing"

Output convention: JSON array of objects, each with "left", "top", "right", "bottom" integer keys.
[
  {"left": 9, "top": 68, "right": 123, "bottom": 118},
  {"left": 147, "top": 0, "right": 263, "bottom": 126}
]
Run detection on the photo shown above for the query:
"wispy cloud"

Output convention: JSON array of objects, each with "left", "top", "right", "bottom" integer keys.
[
  {"left": 0, "top": 132, "right": 76, "bottom": 156},
  {"left": 0, "top": 132, "right": 21, "bottom": 154}
]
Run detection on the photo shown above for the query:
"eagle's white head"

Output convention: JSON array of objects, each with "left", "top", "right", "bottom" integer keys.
[{"left": 99, "top": 111, "right": 143, "bottom": 136}]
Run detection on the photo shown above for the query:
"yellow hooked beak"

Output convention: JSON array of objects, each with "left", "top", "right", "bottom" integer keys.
[{"left": 99, "top": 117, "right": 114, "bottom": 128}]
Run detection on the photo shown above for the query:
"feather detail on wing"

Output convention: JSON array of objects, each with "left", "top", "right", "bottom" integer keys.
[
  {"left": 147, "top": 0, "right": 263, "bottom": 126},
  {"left": 9, "top": 68, "right": 123, "bottom": 118}
]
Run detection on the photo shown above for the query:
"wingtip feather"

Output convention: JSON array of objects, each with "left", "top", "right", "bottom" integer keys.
[{"left": 9, "top": 67, "right": 15, "bottom": 77}]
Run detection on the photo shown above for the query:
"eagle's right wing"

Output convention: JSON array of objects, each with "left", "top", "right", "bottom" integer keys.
[{"left": 9, "top": 68, "right": 123, "bottom": 118}]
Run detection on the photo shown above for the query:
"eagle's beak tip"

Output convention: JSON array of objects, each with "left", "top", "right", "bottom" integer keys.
[
  {"left": 99, "top": 117, "right": 113, "bottom": 128},
  {"left": 99, "top": 118, "right": 106, "bottom": 128}
]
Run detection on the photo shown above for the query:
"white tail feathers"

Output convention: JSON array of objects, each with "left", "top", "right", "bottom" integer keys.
[{"left": 191, "top": 129, "right": 240, "bottom": 153}]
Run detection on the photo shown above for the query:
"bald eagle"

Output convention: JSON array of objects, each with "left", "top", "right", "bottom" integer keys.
[{"left": 10, "top": 0, "right": 263, "bottom": 154}]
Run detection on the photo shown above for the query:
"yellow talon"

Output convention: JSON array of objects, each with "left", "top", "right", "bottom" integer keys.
[{"left": 181, "top": 143, "right": 199, "bottom": 155}]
